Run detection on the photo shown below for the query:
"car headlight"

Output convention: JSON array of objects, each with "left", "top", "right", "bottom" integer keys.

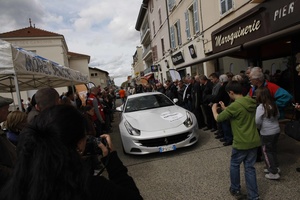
[
  {"left": 124, "top": 120, "right": 141, "bottom": 136},
  {"left": 183, "top": 111, "right": 193, "bottom": 127}
]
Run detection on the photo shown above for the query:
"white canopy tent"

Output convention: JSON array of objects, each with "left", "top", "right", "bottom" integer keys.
[{"left": 0, "top": 39, "right": 89, "bottom": 108}]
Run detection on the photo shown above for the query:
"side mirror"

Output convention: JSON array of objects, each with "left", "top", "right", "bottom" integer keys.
[
  {"left": 173, "top": 98, "right": 178, "bottom": 104},
  {"left": 116, "top": 105, "right": 123, "bottom": 112}
]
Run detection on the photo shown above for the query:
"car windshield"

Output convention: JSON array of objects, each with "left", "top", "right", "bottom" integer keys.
[{"left": 124, "top": 94, "right": 174, "bottom": 112}]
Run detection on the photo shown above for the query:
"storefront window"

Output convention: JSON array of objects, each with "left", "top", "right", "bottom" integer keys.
[
  {"left": 263, "top": 56, "right": 293, "bottom": 93},
  {"left": 229, "top": 63, "right": 234, "bottom": 72},
  {"left": 178, "top": 69, "right": 186, "bottom": 79},
  {"left": 191, "top": 64, "right": 204, "bottom": 76}
]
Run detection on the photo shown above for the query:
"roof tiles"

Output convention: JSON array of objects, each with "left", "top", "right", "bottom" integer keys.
[{"left": 0, "top": 26, "right": 63, "bottom": 38}]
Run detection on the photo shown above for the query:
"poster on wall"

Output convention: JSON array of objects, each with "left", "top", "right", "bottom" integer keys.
[{"left": 189, "top": 44, "right": 197, "bottom": 58}]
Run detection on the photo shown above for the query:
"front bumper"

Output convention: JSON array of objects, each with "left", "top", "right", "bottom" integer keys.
[{"left": 120, "top": 124, "right": 199, "bottom": 155}]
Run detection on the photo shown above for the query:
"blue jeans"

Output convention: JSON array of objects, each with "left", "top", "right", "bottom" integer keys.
[
  {"left": 222, "top": 120, "right": 233, "bottom": 142},
  {"left": 230, "top": 147, "right": 259, "bottom": 200}
]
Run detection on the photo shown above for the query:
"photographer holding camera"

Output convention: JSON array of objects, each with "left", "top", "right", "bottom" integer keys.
[{"left": 0, "top": 105, "right": 143, "bottom": 200}]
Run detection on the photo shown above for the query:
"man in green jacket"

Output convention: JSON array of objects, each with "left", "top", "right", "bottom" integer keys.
[{"left": 212, "top": 81, "right": 260, "bottom": 200}]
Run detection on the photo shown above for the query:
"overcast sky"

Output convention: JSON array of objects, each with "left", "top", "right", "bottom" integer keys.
[{"left": 0, "top": 0, "right": 142, "bottom": 86}]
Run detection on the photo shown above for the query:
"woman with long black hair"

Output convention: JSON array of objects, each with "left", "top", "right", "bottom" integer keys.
[{"left": 0, "top": 105, "right": 142, "bottom": 200}]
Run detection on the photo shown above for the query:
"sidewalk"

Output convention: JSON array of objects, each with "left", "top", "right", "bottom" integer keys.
[{"left": 253, "top": 122, "right": 300, "bottom": 199}]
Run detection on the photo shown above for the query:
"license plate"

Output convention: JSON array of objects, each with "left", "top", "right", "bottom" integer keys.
[{"left": 159, "top": 145, "right": 176, "bottom": 153}]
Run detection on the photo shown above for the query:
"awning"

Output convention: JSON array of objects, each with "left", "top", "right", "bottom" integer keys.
[
  {"left": 0, "top": 39, "right": 89, "bottom": 109},
  {"left": 243, "top": 23, "right": 300, "bottom": 49},
  {"left": 0, "top": 39, "right": 89, "bottom": 93},
  {"left": 136, "top": 78, "right": 148, "bottom": 85},
  {"left": 143, "top": 72, "right": 154, "bottom": 80},
  {"left": 177, "top": 23, "right": 300, "bottom": 69},
  {"left": 179, "top": 45, "right": 242, "bottom": 68}
]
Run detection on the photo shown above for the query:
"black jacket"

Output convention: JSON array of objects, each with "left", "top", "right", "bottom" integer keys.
[
  {"left": 165, "top": 83, "right": 178, "bottom": 100},
  {"left": 89, "top": 151, "right": 143, "bottom": 200},
  {"left": 192, "top": 81, "right": 203, "bottom": 109},
  {"left": 201, "top": 80, "right": 214, "bottom": 104},
  {"left": 0, "top": 133, "right": 16, "bottom": 190}
]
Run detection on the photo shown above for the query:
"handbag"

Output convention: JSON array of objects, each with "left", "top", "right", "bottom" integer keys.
[{"left": 284, "top": 110, "right": 300, "bottom": 141}]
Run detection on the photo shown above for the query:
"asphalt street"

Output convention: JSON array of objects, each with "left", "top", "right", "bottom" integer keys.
[{"left": 104, "top": 100, "right": 300, "bottom": 200}]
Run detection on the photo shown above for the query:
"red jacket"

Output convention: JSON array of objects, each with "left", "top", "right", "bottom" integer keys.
[{"left": 86, "top": 93, "right": 105, "bottom": 122}]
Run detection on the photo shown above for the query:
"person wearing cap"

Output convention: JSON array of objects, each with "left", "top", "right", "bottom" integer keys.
[{"left": 0, "top": 96, "right": 17, "bottom": 189}]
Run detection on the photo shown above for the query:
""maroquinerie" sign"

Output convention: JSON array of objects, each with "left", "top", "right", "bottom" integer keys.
[{"left": 215, "top": 19, "right": 261, "bottom": 47}]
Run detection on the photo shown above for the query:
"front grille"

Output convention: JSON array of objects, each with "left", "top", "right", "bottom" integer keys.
[{"left": 139, "top": 132, "right": 191, "bottom": 147}]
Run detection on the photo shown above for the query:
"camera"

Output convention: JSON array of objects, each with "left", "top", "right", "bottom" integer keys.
[{"left": 83, "top": 136, "right": 107, "bottom": 156}]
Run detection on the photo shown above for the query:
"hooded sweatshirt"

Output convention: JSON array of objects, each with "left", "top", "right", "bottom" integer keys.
[{"left": 216, "top": 96, "right": 260, "bottom": 150}]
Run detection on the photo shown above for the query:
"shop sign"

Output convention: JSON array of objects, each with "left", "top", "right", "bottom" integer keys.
[
  {"left": 171, "top": 51, "right": 185, "bottom": 65},
  {"left": 212, "top": 13, "right": 265, "bottom": 53},
  {"left": 151, "top": 65, "right": 158, "bottom": 72},
  {"left": 215, "top": 19, "right": 261, "bottom": 47},
  {"left": 268, "top": 0, "right": 300, "bottom": 32},
  {"left": 212, "top": 0, "right": 300, "bottom": 53}
]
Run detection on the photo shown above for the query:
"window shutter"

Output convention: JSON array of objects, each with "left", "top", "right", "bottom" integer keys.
[
  {"left": 220, "top": 0, "right": 226, "bottom": 15},
  {"left": 177, "top": 20, "right": 182, "bottom": 45},
  {"left": 227, "top": 0, "right": 233, "bottom": 10},
  {"left": 185, "top": 11, "right": 191, "bottom": 39},
  {"left": 159, "top": 9, "right": 162, "bottom": 25},
  {"left": 193, "top": 0, "right": 200, "bottom": 33},
  {"left": 168, "top": 0, "right": 175, "bottom": 12},
  {"left": 150, "top": 0, "right": 154, "bottom": 12},
  {"left": 152, "top": 45, "right": 158, "bottom": 61},
  {"left": 170, "top": 26, "right": 175, "bottom": 49}
]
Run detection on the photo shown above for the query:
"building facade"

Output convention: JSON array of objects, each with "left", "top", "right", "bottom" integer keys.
[
  {"left": 136, "top": 2, "right": 153, "bottom": 75},
  {"left": 132, "top": 46, "right": 144, "bottom": 78},
  {"left": 88, "top": 67, "right": 110, "bottom": 89},
  {"left": 136, "top": 0, "right": 300, "bottom": 101},
  {"left": 68, "top": 51, "right": 91, "bottom": 80},
  {"left": 0, "top": 24, "right": 111, "bottom": 106}
]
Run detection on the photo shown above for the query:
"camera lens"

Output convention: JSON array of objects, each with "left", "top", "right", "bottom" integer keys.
[
  {"left": 82, "top": 136, "right": 102, "bottom": 156},
  {"left": 96, "top": 137, "right": 101, "bottom": 145}
]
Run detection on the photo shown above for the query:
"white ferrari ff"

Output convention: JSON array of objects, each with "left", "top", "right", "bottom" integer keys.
[{"left": 116, "top": 92, "right": 199, "bottom": 155}]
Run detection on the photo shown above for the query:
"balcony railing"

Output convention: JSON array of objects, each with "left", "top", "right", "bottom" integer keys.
[
  {"left": 142, "top": 45, "right": 152, "bottom": 60},
  {"left": 141, "top": 28, "right": 150, "bottom": 45}
]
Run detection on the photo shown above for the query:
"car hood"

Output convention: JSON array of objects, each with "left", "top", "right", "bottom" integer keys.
[{"left": 123, "top": 106, "right": 187, "bottom": 131}]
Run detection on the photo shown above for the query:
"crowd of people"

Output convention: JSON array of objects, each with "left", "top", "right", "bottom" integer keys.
[
  {"left": 0, "top": 65, "right": 299, "bottom": 200},
  {"left": 124, "top": 66, "right": 298, "bottom": 200},
  {"left": 0, "top": 86, "right": 142, "bottom": 200}
]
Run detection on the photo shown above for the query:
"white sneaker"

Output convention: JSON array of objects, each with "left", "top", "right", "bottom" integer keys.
[
  {"left": 264, "top": 167, "right": 281, "bottom": 173},
  {"left": 265, "top": 173, "right": 280, "bottom": 180}
]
